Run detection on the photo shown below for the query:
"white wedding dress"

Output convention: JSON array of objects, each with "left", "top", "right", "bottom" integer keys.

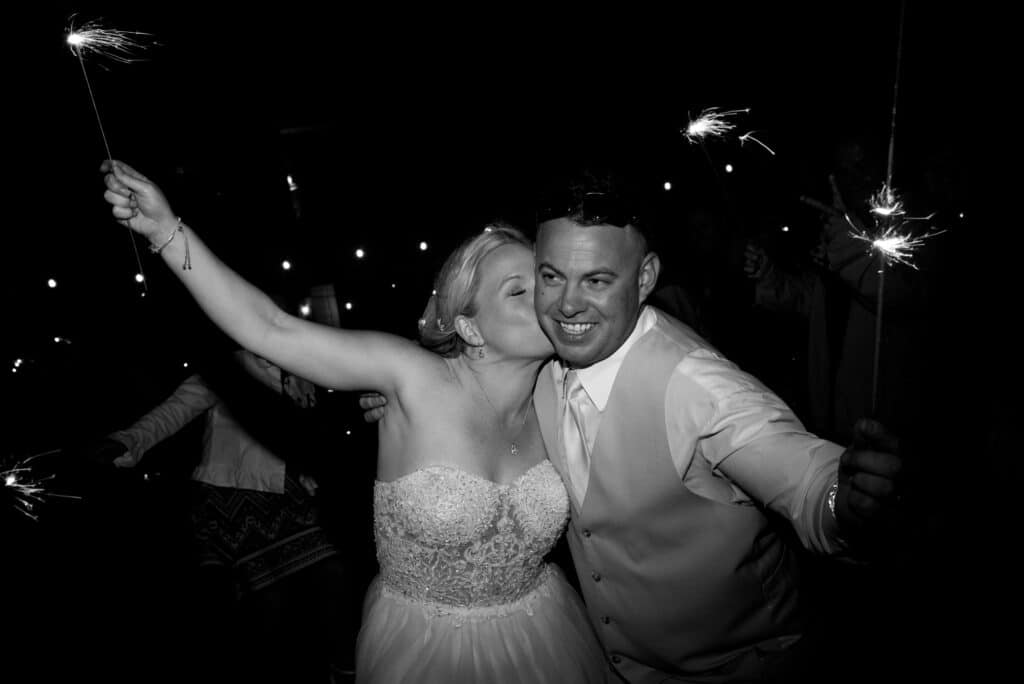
[{"left": 355, "top": 460, "right": 605, "bottom": 683}]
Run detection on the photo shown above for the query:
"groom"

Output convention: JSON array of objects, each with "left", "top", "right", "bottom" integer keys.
[
  {"left": 528, "top": 168, "right": 901, "bottom": 682},
  {"left": 365, "top": 168, "right": 904, "bottom": 682}
]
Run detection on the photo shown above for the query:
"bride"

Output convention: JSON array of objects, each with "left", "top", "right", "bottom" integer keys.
[{"left": 100, "top": 160, "right": 605, "bottom": 683}]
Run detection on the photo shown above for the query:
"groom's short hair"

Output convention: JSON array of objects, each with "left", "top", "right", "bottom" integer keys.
[{"left": 534, "top": 165, "right": 656, "bottom": 254}]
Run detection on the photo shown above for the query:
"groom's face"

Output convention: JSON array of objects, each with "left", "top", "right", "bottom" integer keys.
[{"left": 534, "top": 218, "right": 658, "bottom": 369}]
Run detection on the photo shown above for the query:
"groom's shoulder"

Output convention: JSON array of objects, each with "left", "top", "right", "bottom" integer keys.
[{"left": 645, "top": 306, "right": 715, "bottom": 355}]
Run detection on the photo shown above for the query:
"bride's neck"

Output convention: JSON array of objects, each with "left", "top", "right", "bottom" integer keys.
[{"left": 452, "top": 356, "right": 543, "bottom": 416}]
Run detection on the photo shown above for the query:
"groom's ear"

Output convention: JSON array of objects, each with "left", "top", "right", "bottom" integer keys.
[
  {"left": 638, "top": 251, "right": 660, "bottom": 302},
  {"left": 454, "top": 315, "right": 484, "bottom": 348}
]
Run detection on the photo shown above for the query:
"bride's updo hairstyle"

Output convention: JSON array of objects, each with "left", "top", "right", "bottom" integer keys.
[{"left": 418, "top": 223, "right": 531, "bottom": 358}]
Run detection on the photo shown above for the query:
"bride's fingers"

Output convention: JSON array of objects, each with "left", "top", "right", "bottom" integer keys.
[
  {"left": 113, "top": 160, "right": 150, "bottom": 184},
  {"left": 104, "top": 172, "right": 134, "bottom": 198},
  {"left": 112, "top": 166, "right": 152, "bottom": 195},
  {"left": 112, "top": 205, "right": 135, "bottom": 220},
  {"left": 104, "top": 189, "right": 132, "bottom": 208}
]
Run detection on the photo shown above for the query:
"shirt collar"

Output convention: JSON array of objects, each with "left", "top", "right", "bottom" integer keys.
[{"left": 554, "top": 306, "right": 657, "bottom": 411}]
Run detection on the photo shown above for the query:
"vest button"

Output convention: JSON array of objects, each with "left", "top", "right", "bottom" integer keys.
[
  {"left": 611, "top": 655, "right": 622, "bottom": 664},
  {"left": 582, "top": 528, "right": 591, "bottom": 538},
  {"left": 600, "top": 615, "right": 611, "bottom": 624},
  {"left": 591, "top": 571, "right": 601, "bottom": 582}
]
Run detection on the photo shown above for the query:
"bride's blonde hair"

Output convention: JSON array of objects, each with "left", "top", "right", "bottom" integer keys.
[{"left": 418, "top": 223, "right": 531, "bottom": 358}]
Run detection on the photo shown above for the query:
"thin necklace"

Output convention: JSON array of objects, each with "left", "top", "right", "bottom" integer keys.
[{"left": 469, "top": 370, "right": 531, "bottom": 456}]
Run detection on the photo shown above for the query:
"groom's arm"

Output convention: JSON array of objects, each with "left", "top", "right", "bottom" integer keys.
[{"left": 666, "top": 350, "right": 845, "bottom": 555}]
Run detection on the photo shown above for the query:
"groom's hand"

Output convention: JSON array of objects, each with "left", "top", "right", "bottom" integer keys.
[
  {"left": 835, "top": 418, "right": 904, "bottom": 539},
  {"left": 359, "top": 392, "right": 387, "bottom": 423}
]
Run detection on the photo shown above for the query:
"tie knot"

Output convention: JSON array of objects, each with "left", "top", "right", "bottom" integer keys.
[{"left": 563, "top": 369, "right": 587, "bottom": 404}]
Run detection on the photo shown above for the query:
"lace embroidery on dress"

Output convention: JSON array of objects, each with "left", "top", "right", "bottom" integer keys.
[{"left": 373, "top": 460, "right": 569, "bottom": 623}]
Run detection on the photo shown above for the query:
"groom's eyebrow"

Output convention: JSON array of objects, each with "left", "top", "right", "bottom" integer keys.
[{"left": 536, "top": 261, "right": 560, "bottom": 274}]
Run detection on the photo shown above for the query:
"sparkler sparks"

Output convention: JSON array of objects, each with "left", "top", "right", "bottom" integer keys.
[
  {"left": 738, "top": 131, "right": 776, "bottom": 156},
  {"left": 65, "top": 18, "right": 154, "bottom": 63},
  {"left": 849, "top": 184, "right": 941, "bottom": 269},
  {"left": 2, "top": 450, "right": 80, "bottom": 522},
  {"left": 682, "top": 107, "right": 749, "bottom": 143},
  {"left": 683, "top": 107, "right": 775, "bottom": 157}
]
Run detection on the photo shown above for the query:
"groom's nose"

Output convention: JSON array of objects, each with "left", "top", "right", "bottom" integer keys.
[{"left": 558, "top": 283, "right": 585, "bottom": 317}]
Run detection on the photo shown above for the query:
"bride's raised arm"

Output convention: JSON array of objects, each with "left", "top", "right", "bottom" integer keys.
[{"left": 101, "top": 159, "right": 426, "bottom": 394}]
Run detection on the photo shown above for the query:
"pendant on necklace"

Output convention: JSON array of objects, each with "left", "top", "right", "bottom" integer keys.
[{"left": 510, "top": 443, "right": 519, "bottom": 456}]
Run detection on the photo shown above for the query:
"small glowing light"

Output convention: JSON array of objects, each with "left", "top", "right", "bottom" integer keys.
[
  {"left": 327, "top": 389, "right": 335, "bottom": 393},
  {"left": 47, "top": 279, "right": 57, "bottom": 289},
  {"left": 345, "top": 302, "right": 353, "bottom": 311},
  {"left": 391, "top": 283, "right": 397, "bottom": 289},
  {"left": 282, "top": 260, "right": 292, "bottom": 271},
  {"left": 11, "top": 367, "right": 17, "bottom": 374},
  {"left": 67, "top": 33, "right": 85, "bottom": 47},
  {"left": 419, "top": 241, "right": 428, "bottom": 251},
  {"left": 781, "top": 226, "right": 790, "bottom": 232},
  {"left": 483, "top": 226, "right": 494, "bottom": 233},
  {"left": 286, "top": 175, "right": 298, "bottom": 191},
  {"left": 724, "top": 164, "right": 734, "bottom": 173},
  {"left": 432, "top": 289, "right": 437, "bottom": 296},
  {"left": 299, "top": 303, "right": 312, "bottom": 317},
  {"left": 346, "top": 430, "right": 352, "bottom": 436},
  {"left": 54, "top": 337, "right": 61, "bottom": 343},
  {"left": 14, "top": 359, "right": 23, "bottom": 367},
  {"left": 183, "top": 362, "right": 189, "bottom": 368},
  {"left": 135, "top": 273, "right": 145, "bottom": 283},
  {"left": 355, "top": 248, "right": 365, "bottom": 259},
  {"left": 959, "top": 212, "right": 964, "bottom": 219},
  {"left": 663, "top": 181, "right": 672, "bottom": 191}
]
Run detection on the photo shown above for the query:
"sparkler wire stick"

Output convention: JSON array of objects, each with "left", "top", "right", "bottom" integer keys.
[
  {"left": 66, "top": 19, "right": 149, "bottom": 293},
  {"left": 885, "top": 0, "right": 907, "bottom": 189},
  {"left": 869, "top": 0, "right": 908, "bottom": 414}
]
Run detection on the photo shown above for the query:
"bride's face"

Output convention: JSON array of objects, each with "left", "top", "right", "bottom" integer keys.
[{"left": 471, "top": 244, "right": 554, "bottom": 361}]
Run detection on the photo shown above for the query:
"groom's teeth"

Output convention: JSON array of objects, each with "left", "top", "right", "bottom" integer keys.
[{"left": 559, "top": 322, "right": 595, "bottom": 335}]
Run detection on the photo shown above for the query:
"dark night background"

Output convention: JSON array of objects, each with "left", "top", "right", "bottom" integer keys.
[{"left": 3, "top": 3, "right": 1008, "bottom": 683}]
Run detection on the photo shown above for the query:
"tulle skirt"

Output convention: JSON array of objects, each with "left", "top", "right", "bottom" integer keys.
[{"left": 355, "top": 564, "right": 607, "bottom": 683}]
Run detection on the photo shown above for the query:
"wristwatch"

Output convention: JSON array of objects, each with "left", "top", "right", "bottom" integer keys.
[{"left": 827, "top": 480, "right": 840, "bottom": 521}]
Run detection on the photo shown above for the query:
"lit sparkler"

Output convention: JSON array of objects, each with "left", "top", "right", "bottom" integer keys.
[
  {"left": 2, "top": 449, "right": 80, "bottom": 522},
  {"left": 848, "top": 184, "right": 940, "bottom": 269},
  {"left": 65, "top": 18, "right": 154, "bottom": 64},
  {"left": 846, "top": 181, "right": 943, "bottom": 415},
  {"left": 682, "top": 107, "right": 749, "bottom": 143},
  {"left": 64, "top": 16, "right": 155, "bottom": 294}
]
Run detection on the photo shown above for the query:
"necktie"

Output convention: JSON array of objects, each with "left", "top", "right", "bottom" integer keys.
[{"left": 561, "top": 369, "right": 595, "bottom": 504}]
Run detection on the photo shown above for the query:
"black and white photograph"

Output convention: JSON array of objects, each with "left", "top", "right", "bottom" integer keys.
[{"left": 5, "top": 4, "right": 995, "bottom": 683}]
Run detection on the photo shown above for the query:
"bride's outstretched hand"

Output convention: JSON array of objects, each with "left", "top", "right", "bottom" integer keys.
[{"left": 100, "top": 159, "right": 177, "bottom": 242}]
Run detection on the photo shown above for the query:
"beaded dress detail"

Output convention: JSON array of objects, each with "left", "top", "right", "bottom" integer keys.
[{"left": 355, "top": 460, "right": 604, "bottom": 683}]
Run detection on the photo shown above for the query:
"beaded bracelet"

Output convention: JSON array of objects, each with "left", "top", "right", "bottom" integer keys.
[
  {"left": 148, "top": 217, "right": 192, "bottom": 270},
  {"left": 149, "top": 224, "right": 177, "bottom": 255}
]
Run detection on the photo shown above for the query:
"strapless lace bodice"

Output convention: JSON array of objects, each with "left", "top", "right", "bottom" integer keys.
[{"left": 373, "top": 460, "right": 569, "bottom": 611}]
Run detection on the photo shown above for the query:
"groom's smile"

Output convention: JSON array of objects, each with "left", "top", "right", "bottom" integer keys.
[{"left": 534, "top": 217, "right": 658, "bottom": 369}]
